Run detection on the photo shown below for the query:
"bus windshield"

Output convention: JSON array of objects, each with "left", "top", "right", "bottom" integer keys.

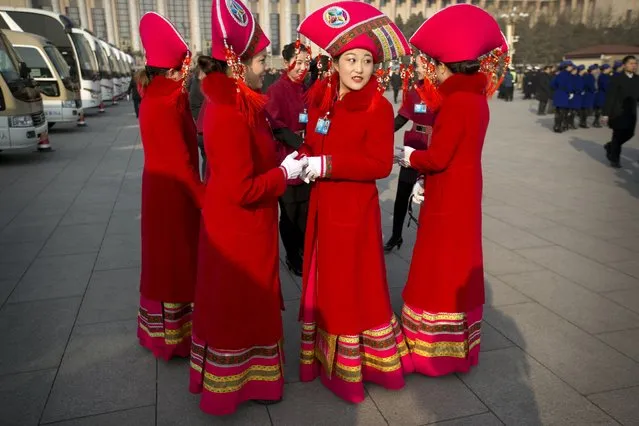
[
  {"left": 0, "top": 31, "right": 22, "bottom": 84},
  {"left": 109, "top": 53, "right": 121, "bottom": 77},
  {"left": 70, "top": 33, "right": 98, "bottom": 80},
  {"left": 15, "top": 46, "right": 54, "bottom": 79},
  {"left": 94, "top": 42, "right": 111, "bottom": 78},
  {"left": 44, "top": 45, "right": 71, "bottom": 79}
]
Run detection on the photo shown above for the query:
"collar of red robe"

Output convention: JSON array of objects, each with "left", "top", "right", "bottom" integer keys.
[
  {"left": 438, "top": 72, "right": 488, "bottom": 98},
  {"left": 335, "top": 75, "right": 380, "bottom": 112},
  {"left": 201, "top": 72, "right": 237, "bottom": 106},
  {"left": 143, "top": 75, "right": 187, "bottom": 108}
]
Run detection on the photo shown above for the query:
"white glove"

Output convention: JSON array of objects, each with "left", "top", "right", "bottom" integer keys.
[
  {"left": 396, "top": 146, "right": 415, "bottom": 168},
  {"left": 568, "top": 93, "right": 574, "bottom": 100},
  {"left": 411, "top": 178, "right": 424, "bottom": 205},
  {"left": 280, "top": 151, "right": 308, "bottom": 180},
  {"left": 301, "top": 156, "right": 325, "bottom": 183}
]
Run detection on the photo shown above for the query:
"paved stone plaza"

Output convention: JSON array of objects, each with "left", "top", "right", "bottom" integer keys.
[{"left": 0, "top": 95, "right": 638, "bottom": 426}]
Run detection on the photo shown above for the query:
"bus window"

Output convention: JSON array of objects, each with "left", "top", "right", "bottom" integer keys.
[
  {"left": 94, "top": 42, "right": 111, "bottom": 78},
  {"left": 43, "top": 44, "right": 71, "bottom": 79},
  {"left": 15, "top": 46, "right": 54, "bottom": 79},
  {"left": 0, "top": 33, "right": 21, "bottom": 84},
  {"left": 69, "top": 32, "right": 98, "bottom": 80}
]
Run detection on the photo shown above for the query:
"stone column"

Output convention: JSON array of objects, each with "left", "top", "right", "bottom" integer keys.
[
  {"left": 51, "top": 0, "right": 60, "bottom": 14},
  {"left": 188, "top": 0, "right": 201, "bottom": 53},
  {"left": 128, "top": 0, "right": 140, "bottom": 52},
  {"left": 77, "top": 0, "right": 89, "bottom": 29},
  {"left": 104, "top": 0, "right": 116, "bottom": 44},
  {"left": 581, "top": 0, "right": 590, "bottom": 24},
  {"left": 157, "top": 0, "right": 166, "bottom": 16},
  {"left": 284, "top": 0, "right": 292, "bottom": 46},
  {"left": 262, "top": 0, "right": 270, "bottom": 54}
]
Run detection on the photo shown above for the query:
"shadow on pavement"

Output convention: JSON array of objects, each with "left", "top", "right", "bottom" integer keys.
[{"left": 568, "top": 136, "right": 639, "bottom": 199}]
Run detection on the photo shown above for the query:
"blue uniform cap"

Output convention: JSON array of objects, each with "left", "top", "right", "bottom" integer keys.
[
  {"left": 613, "top": 60, "right": 623, "bottom": 68},
  {"left": 577, "top": 64, "right": 586, "bottom": 71},
  {"left": 588, "top": 64, "right": 599, "bottom": 71},
  {"left": 600, "top": 64, "right": 611, "bottom": 70}
]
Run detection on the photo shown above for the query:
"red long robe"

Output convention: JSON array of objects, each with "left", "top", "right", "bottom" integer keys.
[
  {"left": 194, "top": 72, "right": 287, "bottom": 349},
  {"left": 300, "top": 78, "right": 395, "bottom": 335},
  {"left": 138, "top": 76, "right": 203, "bottom": 303},
  {"left": 403, "top": 73, "right": 489, "bottom": 313}
]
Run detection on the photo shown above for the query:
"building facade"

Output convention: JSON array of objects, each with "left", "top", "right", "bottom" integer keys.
[{"left": 7, "top": 0, "right": 639, "bottom": 58}]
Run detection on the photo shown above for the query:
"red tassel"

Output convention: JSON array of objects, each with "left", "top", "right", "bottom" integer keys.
[
  {"left": 400, "top": 63, "right": 415, "bottom": 106},
  {"left": 306, "top": 72, "right": 337, "bottom": 114},
  {"left": 235, "top": 79, "right": 267, "bottom": 128}
]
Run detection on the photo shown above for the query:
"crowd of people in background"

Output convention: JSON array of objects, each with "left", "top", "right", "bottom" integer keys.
[{"left": 498, "top": 56, "right": 639, "bottom": 168}]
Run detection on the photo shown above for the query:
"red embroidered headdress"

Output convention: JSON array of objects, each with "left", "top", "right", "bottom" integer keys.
[
  {"left": 210, "top": 0, "right": 271, "bottom": 124},
  {"left": 409, "top": 4, "right": 510, "bottom": 110}
]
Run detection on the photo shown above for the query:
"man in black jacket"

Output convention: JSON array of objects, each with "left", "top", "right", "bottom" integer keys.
[
  {"left": 189, "top": 69, "right": 206, "bottom": 177},
  {"left": 603, "top": 55, "right": 639, "bottom": 168},
  {"left": 536, "top": 66, "right": 553, "bottom": 115}
]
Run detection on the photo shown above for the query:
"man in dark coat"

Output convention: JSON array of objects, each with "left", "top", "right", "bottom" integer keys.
[
  {"left": 390, "top": 70, "right": 402, "bottom": 104},
  {"left": 603, "top": 55, "right": 639, "bottom": 168},
  {"left": 536, "top": 66, "right": 553, "bottom": 115},
  {"left": 188, "top": 69, "right": 206, "bottom": 177}
]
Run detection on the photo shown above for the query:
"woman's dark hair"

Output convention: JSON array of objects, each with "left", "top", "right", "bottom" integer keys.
[
  {"left": 282, "top": 42, "right": 309, "bottom": 61},
  {"left": 197, "top": 55, "right": 228, "bottom": 75},
  {"left": 440, "top": 59, "right": 481, "bottom": 75},
  {"left": 135, "top": 65, "right": 174, "bottom": 88}
]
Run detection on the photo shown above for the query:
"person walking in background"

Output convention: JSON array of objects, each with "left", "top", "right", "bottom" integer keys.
[
  {"left": 593, "top": 63, "right": 612, "bottom": 128},
  {"left": 536, "top": 65, "right": 552, "bottom": 115},
  {"left": 189, "top": 66, "right": 207, "bottom": 178},
  {"left": 265, "top": 41, "right": 312, "bottom": 276},
  {"left": 136, "top": 12, "right": 204, "bottom": 361},
  {"left": 385, "top": 58, "right": 436, "bottom": 252},
  {"left": 502, "top": 69, "right": 514, "bottom": 101},
  {"left": 391, "top": 69, "right": 402, "bottom": 104},
  {"left": 398, "top": 2, "right": 507, "bottom": 378},
  {"left": 129, "top": 72, "right": 142, "bottom": 118},
  {"left": 603, "top": 55, "right": 639, "bottom": 168}
]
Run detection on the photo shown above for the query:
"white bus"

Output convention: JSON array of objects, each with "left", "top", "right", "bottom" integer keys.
[
  {"left": 92, "top": 35, "right": 113, "bottom": 106},
  {"left": 0, "top": 8, "right": 101, "bottom": 113}
]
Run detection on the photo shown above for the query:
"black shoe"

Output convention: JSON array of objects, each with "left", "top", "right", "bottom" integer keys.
[
  {"left": 593, "top": 121, "right": 602, "bottom": 128},
  {"left": 610, "top": 161, "right": 621, "bottom": 169},
  {"left": 253, "top": 399, "right": 282, "bottom": 405},
  {"left": 604, "top": 143, "right": 613, "bottom": 161},
  {"left": 579, "top": 124, "right": 589, "bottom": 129},
  {"left": 384, "top": 235, "right": 403, "bottom": 252},
  {"left": 285, "top": 258, "right": 303, "bottom": 277}
]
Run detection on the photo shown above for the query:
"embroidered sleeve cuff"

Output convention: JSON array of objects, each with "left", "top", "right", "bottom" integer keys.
[{"left": 324, "top": 155, "right": 332, "bottom": 178}]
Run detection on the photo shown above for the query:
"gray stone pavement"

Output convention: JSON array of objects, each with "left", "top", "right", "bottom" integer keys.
[{"left": 0, "top": 94, "right": 638, "bottom": 426}]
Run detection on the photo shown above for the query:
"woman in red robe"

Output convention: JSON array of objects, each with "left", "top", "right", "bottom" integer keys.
[
  {"left": 189, "top": 0, "right": 307, "bottom": 416},
  {"left": 295, "top": 1, "right": 414, "bottom": 403},
  {"left": 265, "top": 41, "right": 312, "bottom": 276},
  {"left": 397, "top": 4, "right": 510, "bottom": 376},
  {"left": 136, "top": 12, "right": 203, "bottom": 361}
]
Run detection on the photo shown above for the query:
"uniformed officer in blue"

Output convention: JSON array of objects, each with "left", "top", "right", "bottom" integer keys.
[
  {"left": 551, "top": 61, "right": 574, "bottom": 133},
  {"left": 567, "top": 65, "right": 584, "bottom": 130},
  {"left": 593, "top": 63, "right": 612, "bottom": 128},
  {"left": 579, "top": 64, "right": 597, "bottom": 128}
]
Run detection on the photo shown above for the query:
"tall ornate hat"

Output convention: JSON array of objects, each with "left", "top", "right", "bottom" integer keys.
[
  {"left": 139, "top": 12, "right": 189, "bottom": 70},
  {"left": 210, "top": 0, "right": 271, "bottom": 125},
  {"left": 210, "top": 0, "right": 270, "bottom": 61},
  {"left": 408, "top": 4, "right": 510, "bottom": 109},
  {"left": 298, "top": 1, "right": 410, "bottom": 64}
]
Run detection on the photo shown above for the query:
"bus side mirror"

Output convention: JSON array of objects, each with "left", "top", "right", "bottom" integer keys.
[{"left": 19, "top": 62, "right": 30, "bottom": 79}]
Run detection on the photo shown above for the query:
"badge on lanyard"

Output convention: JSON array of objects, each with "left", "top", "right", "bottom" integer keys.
[
  {"left": 414, "top": 103, "right": 427, "bottom": 114},
  {"left": 299, "top": 109, "right": 308, "bottom": 124},
  {"left": 315, "top": 112, "right": 331, "bottom": 135}
]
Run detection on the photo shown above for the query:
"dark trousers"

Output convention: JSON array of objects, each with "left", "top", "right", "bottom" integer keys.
[
  {"left": 579, "top": 109, "right": 591, "bottom": 127},
  {"left": 197, "top": 133, "right": 206, "bottom": 179},
  {"left": 504, "top": 87, "right": 514, "bottom": 101},
  {"left": 133, "top": 99, "right": 140, "bottom": 118},
  {"left": 554, "top": 108, "right": 566, "bottom": 131},
  {"left": 279, "top": 184, "right": 310, "bottom": 269},
  {"left": 609, "top": 126, "right": 636, "bottom": 163},
  {"left": 390, "top": 167, "right": 419, "bottom": 239},
  {"left": 393, "top": 88, "right": 400, "bottom": 104},
  {"left": 537, "top": 100, "right": 548, "bottom": 115},
  {"left": 593, "top": 108, "right": 602, "bottom": 126}
]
